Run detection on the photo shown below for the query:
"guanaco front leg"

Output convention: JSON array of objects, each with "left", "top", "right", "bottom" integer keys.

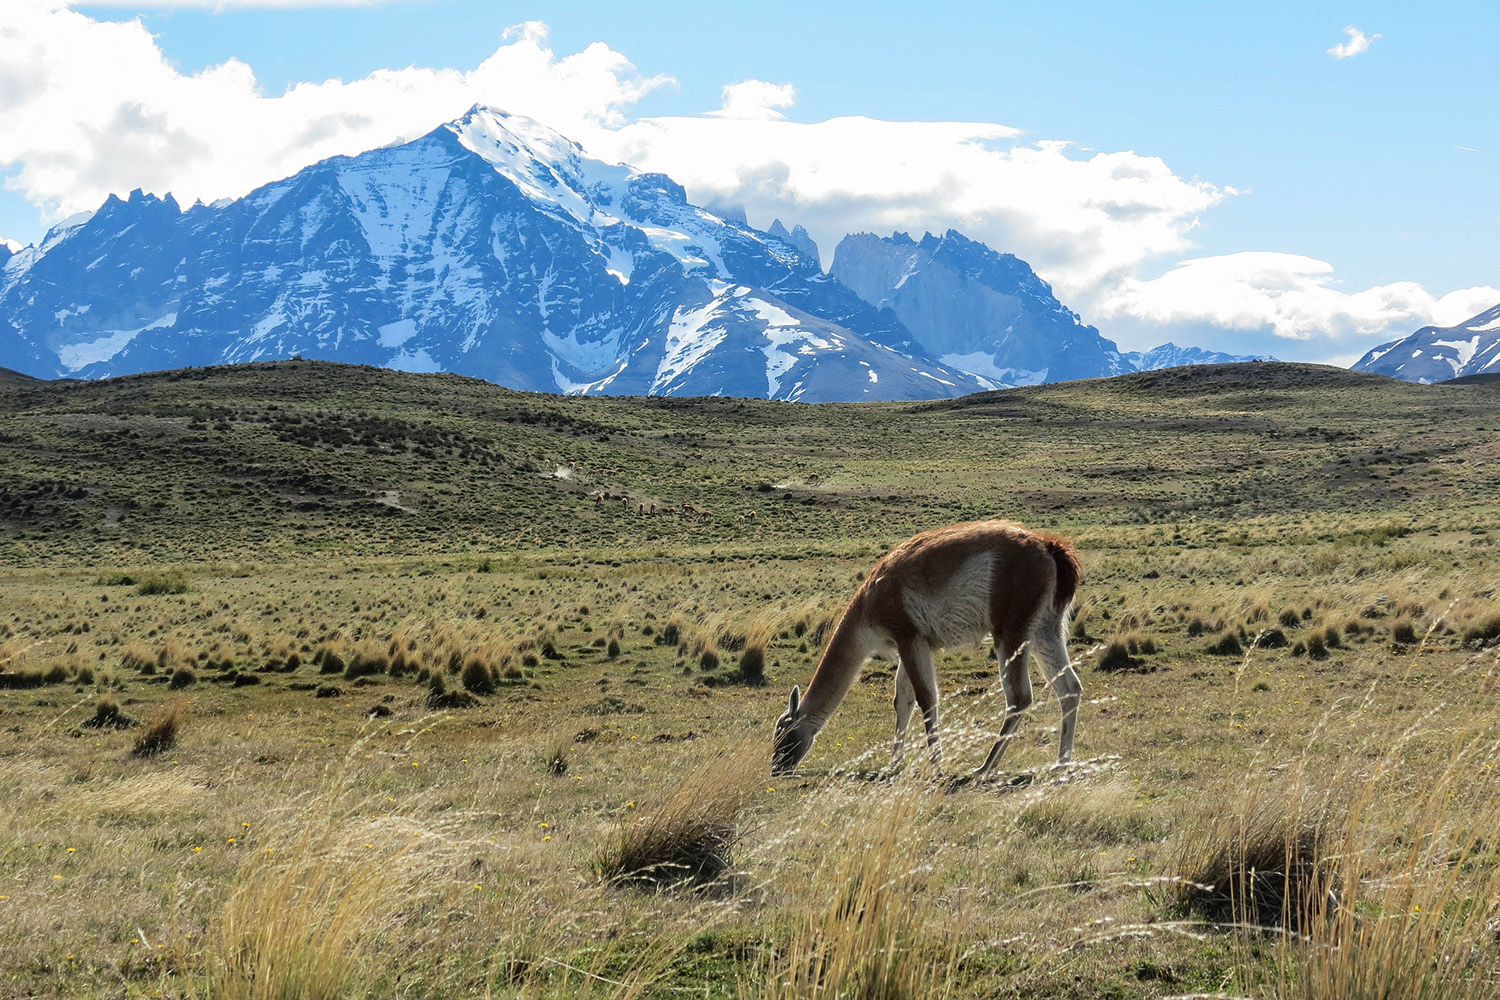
[
  {"left": 897, "top": 638, "right": 942, "bottom": 771},
  {"left": 892, "top": 666, "right": 916, "bottom": 768}
]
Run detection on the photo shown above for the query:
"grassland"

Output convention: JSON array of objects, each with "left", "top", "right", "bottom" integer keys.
[{"left": 2, "top": 359, "right": 1500, "bottom": 999}]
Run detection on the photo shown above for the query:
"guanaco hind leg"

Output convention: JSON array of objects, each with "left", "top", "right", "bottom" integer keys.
[
  {"left": 1032, "top": 613, "right": 1081, "bottom": 763},
  {"left": 976, "top": 641, "right": 1033, "bottom": 776}
]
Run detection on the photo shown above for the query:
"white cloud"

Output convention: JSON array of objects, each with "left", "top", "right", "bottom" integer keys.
[
  {"left": 585, "top": 111, "right": 1224, "bottom": 300},
  {"left": 708, "top": 80, "right": 797, "bottom": 120},
  {"left": 1328, "top": 25, "right": 1379, "bottom": 60},
  {"left": 1101, "top": 252, "right": 1500, "bottom": 352},
  {"left": 0, "top": 10, "right": 669, "bottom": 219},
  {"left": 1, "top": 236, "right": 22, "bottom": 253}
]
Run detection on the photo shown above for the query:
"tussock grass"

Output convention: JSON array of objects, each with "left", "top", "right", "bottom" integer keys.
[
  {"left": 1250, "top": 736, "right": 1500, "bottom": 1000},
  {"left": 136, "top": 571, "right": 190, "bottom": 595},
  {"left": 210, "top": 803, "right": 449, "bottom": 1000},
  {"left": 132, "top": 702, "right": 185, "bottom": 757},
  {"left": 764, "top": 779, "right": 957, "bottom": 1000},
  {"left": 1174, "top": 784, "right": 1337, "bottom": 931},
  {"left": 595, "top": 748, "right": 760, "bottom": 889}
]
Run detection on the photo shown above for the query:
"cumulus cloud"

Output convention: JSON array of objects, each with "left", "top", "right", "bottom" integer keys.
[
  {"left": 588, "top": 113, "right": 1223, "bottom": 300},
  {"left": 0, "top": 236, "right": 22, "bottom": 253},
  {"left": 1100, "top": 252, "right": 1500, "bottom": 355},
  {"left": 708, "top": 80, "right": 797, "bottom": 120},
  {"left": 1328, "top": 25, "right": 1379, "bottom": 60},
  {"left": 0, "top": 10, "right": 669, "bottom": 218}
]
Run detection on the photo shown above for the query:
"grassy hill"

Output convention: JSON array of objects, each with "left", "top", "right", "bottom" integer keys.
[
  {"left": 3, "top": 361, "right": 1500, "bottom": 1000},
  {"left": 3, "top": 359, "right": 1497, "bottom": 565}
]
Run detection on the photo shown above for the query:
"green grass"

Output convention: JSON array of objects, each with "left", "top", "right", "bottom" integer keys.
[{"left": 2, "top": 360, "right": 1500, "bottom": 999}]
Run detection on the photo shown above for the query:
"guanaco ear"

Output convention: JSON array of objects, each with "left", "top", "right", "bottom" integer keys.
[{"left": 787, "top": 685, "right": 801, "bottom": 715}]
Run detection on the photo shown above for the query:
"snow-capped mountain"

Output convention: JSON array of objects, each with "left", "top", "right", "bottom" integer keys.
[
  {"left": 0, "top": 107, "right": 985, "bottom": 402},
  {"left": 827, "top": 231, "right": 1266, "bottom": 384},
  {"left": 1122, "top": 342, "right": 1273, "bottom": 371},
  {"left": 1351, "top": 303, "right": 1500, "bottom": 383},
  {"left": 767, "top": 220, "right": 820, "bottom": 268},
  {"left": 829, "top": 230, "right": 1128, "bottom": 385}
]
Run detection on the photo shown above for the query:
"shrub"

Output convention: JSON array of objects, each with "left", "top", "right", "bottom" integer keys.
[
  {"left": 343, "top": 649, "right": 388, "bottom": 680},
  {"left": 698, "top": 649, "right": 720, "bottom": 672},
  {"left": 0, "top": 670, "right": 47, "bottom": 690},
  {"left": 133, "top": 704, "right": 184, "bottom": 757},
  {"left": 96, "top": 570, "right": 136, "bottom": 586},
  {"left": 1322, "top": 625, "right": 1342, "bottom": 649},
  {"left": 1462, "top": 613, "right": 1500, "bottom": 647},
  {"left": 137, "top": 572, "right": 190, "bottom": 596},
  {"left": 460, "top": 656, "right": 496, "bottom": 695},
  {"left": 422, "top": 671, "right": 474, "bottom": 708},
  {"left": 737, "top": 644, "right": 766, "bottom": 685},
  {"left": 606, "top": 638, "right": 621, "bottom": 659},
  {"left": 1305, "top": 633, "right": 1329, "bottom": 660},
  {"left": 1205, "top": 631, "right": 1243, "bottom": 656},
  {"left": 1277, "top": 609, "right": 1302, "bottom": 628},
  {"left": 169, "top": 667, "right": 196, "bottom": 690},
  {"left": 594, "top": 751, "right": 757, "bottom": 888},
  {"left": 1253, "top": 628, "right": 1288, "bottom": 649},
  {"left": 82, "top": 698, "right": 134, "bottom": 730},
  {"left": 1096, "top": 641, "right": 1140, "bottom": 672},
  {"left": 318, "top": 649, "right": 345, "bottom": 675},
  {"left": 1391, "top": 620, "right": 1419, "bottom": 644},
  {"left": 1175, "top": 791, "right": 1336, "bottom": 931}
]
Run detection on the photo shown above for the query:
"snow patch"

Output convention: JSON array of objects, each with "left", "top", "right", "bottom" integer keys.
[
  {"left": 605, "top": 245, "right": 634, "bottom": 285},
  {"left": 940, "top": 351, "right": 1047, "bottom": 386},
  {"left": 543, "top": 328, "right": 621, "bottom": 374},
  {"left": 387, "top": 347, "right": 442, "bottom": 373},
  {"left": 378, "top": 319, "right": 418, "bottom": 347},
  {"left": 653, "top": 291, "right": 733, "bottom": 392},
  {"left": 55, "top": 312, "right": 176, "bottom": 371},
  {"left": 746, "top": 295, "right": 832, "bottom": 397},
  {"left": 1433, "top": 336, "right": 1482, "bottom": 372}
]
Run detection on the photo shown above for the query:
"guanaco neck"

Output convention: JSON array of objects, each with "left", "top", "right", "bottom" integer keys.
[{"left": 799, "top": 601, "right": 877, "bottom": 729}]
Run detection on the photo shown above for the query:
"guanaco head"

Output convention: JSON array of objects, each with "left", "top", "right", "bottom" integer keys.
[{"left": 771, "top": 685, "right": 817, "bottom": 775}]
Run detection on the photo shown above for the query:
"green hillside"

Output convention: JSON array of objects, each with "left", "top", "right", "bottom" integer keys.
[{"left": 3, "top": 359, "right": 1496, "bottom": 566}]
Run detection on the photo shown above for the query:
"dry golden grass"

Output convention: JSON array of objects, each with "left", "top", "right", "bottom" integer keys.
[
  {"left": 132, "top": 701, "right": 186, "bottom": 757},
  {"left": 763, "top": 778, "right": 958, "bottom": 1000},
  {"left": 594, "top": 747, "right": 763, "bottom": 889}
]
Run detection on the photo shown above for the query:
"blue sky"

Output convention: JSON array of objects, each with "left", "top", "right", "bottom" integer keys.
[{"left": 2, "top": 0, "right": 1496, "bottom": 361}]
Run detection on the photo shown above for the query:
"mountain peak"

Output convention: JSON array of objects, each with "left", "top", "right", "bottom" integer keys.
[
  {"left": 767, "top": 219, "right": 820, "bottom": 267},
  {"left": 1352, "top": 300, "right": 1500, "bottom": 382},
  {"left": 829, "top": 229, "right": 1122, "bottom": 385}
]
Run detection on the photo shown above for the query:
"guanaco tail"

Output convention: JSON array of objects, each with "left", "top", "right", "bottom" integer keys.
[{"left": 771, "top": 520, "right": 1082, "bottom": 776}]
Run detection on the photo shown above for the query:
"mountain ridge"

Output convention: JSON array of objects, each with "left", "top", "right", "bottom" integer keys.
[
  {"left": 2, "top": 106, "right": 1265, "bottom": 400},
  {"left": 1351, "top": 303, "right": 1500, "bottom": 383}
]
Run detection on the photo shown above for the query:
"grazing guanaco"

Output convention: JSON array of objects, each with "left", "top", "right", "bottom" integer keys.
[{"left": 771, "top": 520, "right": 1081, "bottom": 777}]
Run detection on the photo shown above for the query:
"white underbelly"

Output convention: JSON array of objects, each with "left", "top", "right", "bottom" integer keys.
[{"left": 901, "top": 554, "right": 994, "bottom": 649}]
